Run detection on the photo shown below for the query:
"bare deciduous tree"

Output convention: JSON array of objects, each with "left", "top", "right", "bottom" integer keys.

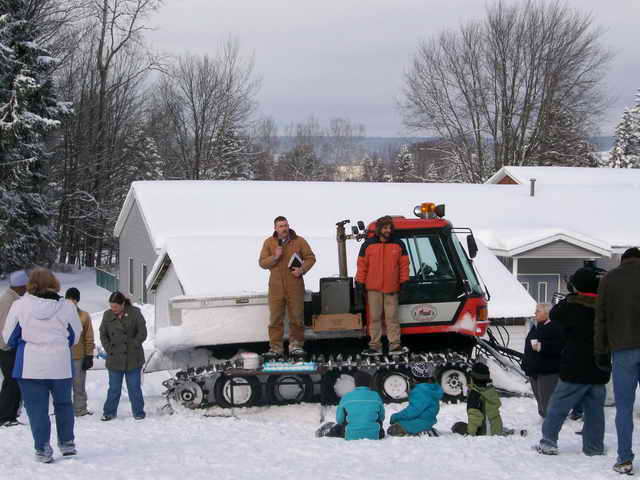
[
  {"left": 157, "top": 40, "right": 260, "bottom": 180},
  {"left": 401, "top": 0, "right": 611, "bottom": 182}
]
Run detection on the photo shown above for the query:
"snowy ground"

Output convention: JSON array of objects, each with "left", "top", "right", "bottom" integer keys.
[
  {"left": 0, "top": 372, "right": 625, "bottom": 479},
  {"left": 0, "top": 269, "right": 635, "bottom": 477}
]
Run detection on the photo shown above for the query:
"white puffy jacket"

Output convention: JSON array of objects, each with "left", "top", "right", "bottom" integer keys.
[{"left": 1, "top": 293, "right": 81, "bottom": 380}]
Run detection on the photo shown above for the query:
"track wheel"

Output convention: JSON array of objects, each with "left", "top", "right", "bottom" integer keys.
[
  {"left": 266, "top": 374, "right": 313, "bottom": 405},
  {"left": 438, "top": 364, "right": 469, "bottom": 404},
  {"left": 374, "top": 368, "right": 411, "bottom": 403},
  {"left": 321, "top": 370, "right": 358, "bottom": 405},
  {"left": 172, "top": 381, "right": 205, "bottom": 409},
  {"left": 214, "top": 375, "right": 260, "bottom": 408}
]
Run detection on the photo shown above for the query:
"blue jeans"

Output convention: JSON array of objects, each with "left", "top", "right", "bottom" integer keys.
[
  {"left": 540, "top": 380, "right": 606, "bottom": 455},
  {"left": 18, "top": 378, "right": 75, "bottom": 452},
  {"left": 103, "top": 368, "right": 145, "bottom": 418},
  {"left": 612, "top": 348, "right": 640, "bottom": 463}
]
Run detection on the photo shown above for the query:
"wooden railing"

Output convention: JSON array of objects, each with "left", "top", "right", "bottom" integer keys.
[{"left": 96, "top": 267, "right": 119, "bottom": 293}]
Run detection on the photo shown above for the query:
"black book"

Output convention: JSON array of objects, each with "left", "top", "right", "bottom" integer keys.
[{"left": 288, "top": 252, "right": 303, "bottom": 270}]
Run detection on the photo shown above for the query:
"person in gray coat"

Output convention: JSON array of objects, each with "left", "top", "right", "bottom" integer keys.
[{"left": 99, "top": 292, "right": 147, "bottom": 421}]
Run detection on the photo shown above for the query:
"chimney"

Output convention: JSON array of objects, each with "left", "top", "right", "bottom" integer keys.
[{"left": 530, "top": 178, "right": 536, "bottom": 197}]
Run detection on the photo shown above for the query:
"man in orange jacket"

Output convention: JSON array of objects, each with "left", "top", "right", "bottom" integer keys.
[
  {"left": 356, "top": 216, "right": 410, "bottom": 356},
  {"left": 259, "top": 216, "right": 316, "bottom": 358}
]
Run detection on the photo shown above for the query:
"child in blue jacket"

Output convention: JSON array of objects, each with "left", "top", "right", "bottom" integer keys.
[
  {"left": 387, "top": 362, "right": 443, "bottom": 437},
  {"left": 316, "top": 370, "right": 385, "bottom": 440}
]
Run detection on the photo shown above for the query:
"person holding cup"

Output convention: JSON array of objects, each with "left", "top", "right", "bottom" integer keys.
[{"left": 522, "top": 303, "right": 565, "bottom": 417}]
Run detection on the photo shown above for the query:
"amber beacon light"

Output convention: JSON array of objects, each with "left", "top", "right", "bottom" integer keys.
[{"left": 413, "top": 202, "right": 445, "bottom": 219}]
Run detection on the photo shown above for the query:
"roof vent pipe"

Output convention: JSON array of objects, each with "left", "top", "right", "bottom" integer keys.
[{"left": 530, "top": 178, "right": 536, "bottom": 197}]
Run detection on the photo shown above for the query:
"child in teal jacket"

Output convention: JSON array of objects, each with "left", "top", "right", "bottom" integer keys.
[
  {"left": 316, "top": 371, "right": 385, "bottom": 440},
  {"left": 388, "top": 362, "right": 443, "bottom": 436}
]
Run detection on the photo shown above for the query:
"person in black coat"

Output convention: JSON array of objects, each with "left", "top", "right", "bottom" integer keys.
[
  {"left": 535, "top": 266, "right": 610, "bottom": 456},
  {"left": 522, "top": 303, "right": 565, "bottom": 417}
]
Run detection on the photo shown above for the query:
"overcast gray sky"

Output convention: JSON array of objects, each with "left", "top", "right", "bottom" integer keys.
[{"left": 147, "top": 0, "right": 640, "bottom": 137}]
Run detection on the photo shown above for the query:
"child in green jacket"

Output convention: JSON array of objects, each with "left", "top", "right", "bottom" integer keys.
[{"left": 452, "top": 362, "right": 524, "bottom": 436}]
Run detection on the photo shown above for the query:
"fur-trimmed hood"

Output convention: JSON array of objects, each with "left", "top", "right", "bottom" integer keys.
[{"left": 566, "top": 293, "right": 596, "bottom": 309}]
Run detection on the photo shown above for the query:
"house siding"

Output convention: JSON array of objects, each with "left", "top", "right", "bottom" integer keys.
[
  {"left": 516, "top": 240, "right": 603, "bottom": 259},
  {"left": 496, "top": 255, "right": 595, "bottom": 293},
  {"left": 118, "top": 201, "right": 158, "bottom": 304},
  {"left": 518, "top": 258, "right": 585, "bottom": 292},
  {"left": 154, "top": 263, "right": 183, "bottom": 334},
  {"left": 497, "top": 175, "right": 517, "bottom": 185}
]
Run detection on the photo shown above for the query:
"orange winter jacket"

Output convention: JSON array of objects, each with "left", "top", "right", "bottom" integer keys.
[{"left": 355, "top": 237, "right": 409, "bottom": 293}]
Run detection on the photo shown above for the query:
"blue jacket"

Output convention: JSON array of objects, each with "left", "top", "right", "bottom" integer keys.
[
  {"left": 390, "top": 382, "right": 443, "bottom": 434},
  {"left": 336, "top": 386, "right": 385, "bottom": 440}
]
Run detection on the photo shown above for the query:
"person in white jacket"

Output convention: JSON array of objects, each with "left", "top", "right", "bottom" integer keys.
[{"left": 1, "top": 268, "right": 81, "bottom": 464}]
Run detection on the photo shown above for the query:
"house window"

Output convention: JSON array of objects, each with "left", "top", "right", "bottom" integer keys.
[
  {"left": 128, "top": 258, "right": 134, "bottom": 295},
  {"left": 141, "top": 264, "right": 148, "bottom": 304},
  {"left": 538, "top": 282, "right": 548, "bottom": 303}
]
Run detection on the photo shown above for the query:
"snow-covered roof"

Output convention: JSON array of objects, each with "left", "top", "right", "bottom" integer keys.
[
  {"left": 486, "top": 166, "right": 640, "bottom": 187},
  {"left": 145, "top": 234, "right": 536, "bottom": 319},
  {"left": 480, "top": 228, "right": 611, "bottom": 258},
  {"left": 114, "top": 180, "right": 640, "bottom": 253},
  {"left": 115, "top": 179, "right": 640, "bottom": 318}
]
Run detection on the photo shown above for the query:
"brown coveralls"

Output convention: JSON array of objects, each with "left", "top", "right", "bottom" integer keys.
[{"left": 259, "top": 230, "right": 316, "bottom": 352}]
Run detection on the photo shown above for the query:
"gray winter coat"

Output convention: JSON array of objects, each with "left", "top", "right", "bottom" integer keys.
[{"left": 99, "top": 306, "right": 147, "bottom": 371}]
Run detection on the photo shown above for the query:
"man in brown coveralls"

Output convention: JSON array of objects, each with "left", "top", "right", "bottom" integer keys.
[{"left": 259, "top": 216, "right": 316, "bottom": 358}]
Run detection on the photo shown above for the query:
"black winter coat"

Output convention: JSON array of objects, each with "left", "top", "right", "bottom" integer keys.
[
  {"left": 550, "top": 294, "right": 610, "bottom": 385},
  {"left": 522, "top": 320, "right": 565, "bottom": 377},
  {"left": 99, "top": 306, "right": 147, "bottom": 372}
]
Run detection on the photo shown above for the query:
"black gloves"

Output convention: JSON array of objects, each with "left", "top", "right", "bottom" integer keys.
[
  {"left": 595, "top": 353, "right": 611, "bottom": 373},
  {"left": 355, "top": 282, "right": 365, "bottom": 296},
  {"left": 82, "top": 355, "right": 94, "bottom": 371}
]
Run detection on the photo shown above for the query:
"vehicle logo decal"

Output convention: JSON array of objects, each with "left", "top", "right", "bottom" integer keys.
[{"left": 411, "top": 304, "right": 438, "bottom": 322}]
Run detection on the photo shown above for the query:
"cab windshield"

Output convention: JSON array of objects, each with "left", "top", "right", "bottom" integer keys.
[{"left": 398, "top": 233, "right": 463, "bottom": 304}]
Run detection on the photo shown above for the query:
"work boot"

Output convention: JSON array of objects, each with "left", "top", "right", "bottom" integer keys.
[
  {"left": 289, "top": 347, "right": 306, "bottom": 357},
  {"left": 263, "top": 350, "right": 282, "bottom": 360},
  {"left": 389, "top": 346, "right": 409, "bottom": 356},
  {"left": 534, "top": 442, "right": 558, "bottom": 455},
  {"left": 35, "top": 445, "right": 54, "bottom": 463},
  {"left": 59, "top": 441, "right": 77, "bottom": 457},
  {"left": 613, "top": 461, "right": 634, "bottom": 475},
  {"left": 362, "top": 348, "right": 382, "bottom": 356}
]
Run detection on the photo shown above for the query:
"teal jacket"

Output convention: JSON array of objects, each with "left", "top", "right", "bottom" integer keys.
[
  {"left": 336, "top": 386, "right": 385, "bottom": 440},
  {"left": 390, "top": 382, "right": 443, "bottom": 434}
]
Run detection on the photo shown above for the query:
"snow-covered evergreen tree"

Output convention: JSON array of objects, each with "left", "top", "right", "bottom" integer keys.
[
  {"left": 394, "top": 144, "right": 415, "bottom": 182},
  {"left": 281, "top": 144, "right": 327, "bottom": 181},
  {"left": 361, "top": 153, "right": 387, "bottom": 182},
  {"left": 205, "top": 129, "right": 254, "bottom": 180},
  {"left": 0, "top": 2, "right": 71, "bottom": 271},
  {"left": 609, "top": 90, "right": 640, "bottom": 168}
]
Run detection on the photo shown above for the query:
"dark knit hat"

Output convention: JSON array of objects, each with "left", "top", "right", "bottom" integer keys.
[
  {"left": 65, "top": 287, "right": 80, "bottom": 302},
  {"left": 570, "top": 267, "right": 605, "bottom": 294},
  {"left": 470, "top": 362, "right": 491, "bottom": 382},
  {"left": 353, "top": 370, "right": 372, "bottom": 388}
]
